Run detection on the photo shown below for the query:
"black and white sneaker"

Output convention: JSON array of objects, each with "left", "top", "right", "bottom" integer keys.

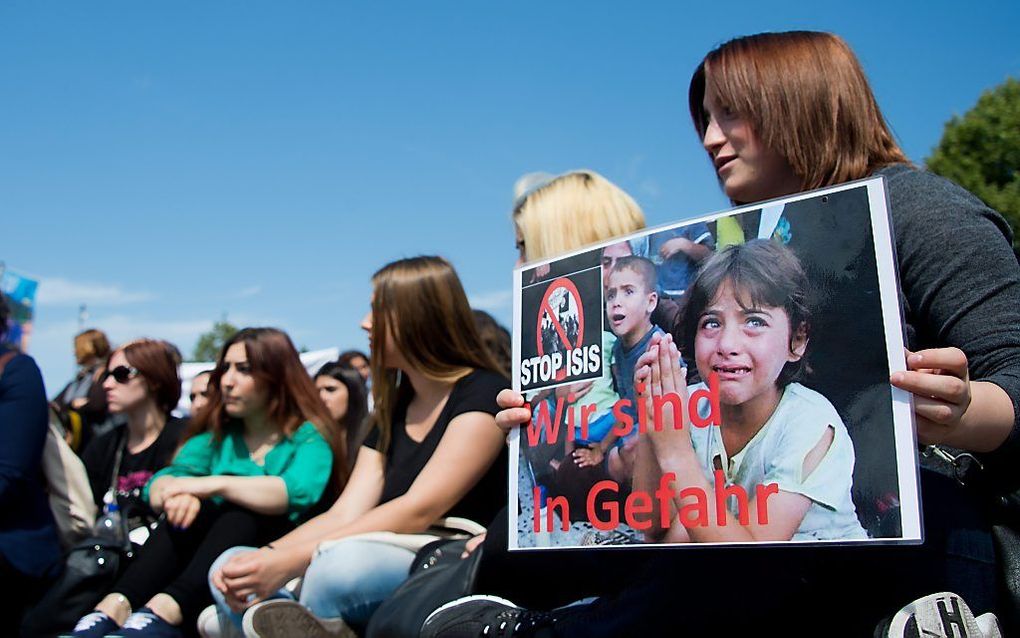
[
  {"left": 420, "top": 595, "right": 555, "bottom": 638},
  {"left": 882, "top": 592, "right": 1002, "bottom": 638},
  {"left": 62, "top": 611, "right": 119, "bottom": 638}
]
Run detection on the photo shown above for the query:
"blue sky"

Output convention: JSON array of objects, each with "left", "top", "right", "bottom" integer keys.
[{"left": 2, "top": 1, "right": 1018, "bottom": 395}]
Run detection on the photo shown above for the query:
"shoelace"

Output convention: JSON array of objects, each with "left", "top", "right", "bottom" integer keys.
[
  {"left": 122, "top": 612, "right": 157, "bottom": 630},
  {"left": 74, "top": 612, "right": 111, "bottom": 631},
  {"left": 480, "top": 609, "right": 553, "bottom": 637}
]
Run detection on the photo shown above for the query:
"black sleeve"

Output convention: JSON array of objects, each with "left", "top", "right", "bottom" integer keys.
[
  {"left": 447, "top": 370, "right": 511, "bottom": 420},
  {"left": 886, "top": 167, "right": 1020, "bottom": 472},
  {"left": 0, "top": 354, "right": 49, "bottom": 509}
]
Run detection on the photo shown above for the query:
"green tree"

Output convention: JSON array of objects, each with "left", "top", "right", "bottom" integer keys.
[
  {"left": 926, "top": 77, "right": 1020, "bottom": 248},
  {"left": 191, "top": 317, "right": 238, "bottom": 361}
]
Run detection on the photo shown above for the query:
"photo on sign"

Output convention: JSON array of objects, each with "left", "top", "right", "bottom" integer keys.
[
  {"left": 518, "top": 266, "right": 604, "bottom": 393},
  {"left": 509, "top": 178, "right": 921, "bottom": 550}
]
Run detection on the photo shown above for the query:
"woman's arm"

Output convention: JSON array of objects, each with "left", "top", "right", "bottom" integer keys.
[
  {"left": 886, "top": 169, "right": 1020, "bottom": 457},
  {"left": 157, "top": 475, "right": 290, "bottom": 515},
  {"left": 214, "top": 445, "right": 386, "bottom": 604},
  {"left": 317, "top": 410, "right": 505, "bottom": 541},
  {"left": 144, "top": 432, "right": 215, "bottom": 509}
]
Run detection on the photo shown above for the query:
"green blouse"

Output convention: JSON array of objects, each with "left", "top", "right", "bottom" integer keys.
[{"left": 143, "top": 421, "right": 332, "bottom": 522}]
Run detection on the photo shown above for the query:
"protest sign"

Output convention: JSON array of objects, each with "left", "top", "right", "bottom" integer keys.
[{"left": 509, "top": 177, "right": 922, "bottom": 549}]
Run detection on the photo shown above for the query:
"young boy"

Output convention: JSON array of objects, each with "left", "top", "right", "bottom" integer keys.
[{"left": 607, "top": 255, "right": 663, "bottom": 444}]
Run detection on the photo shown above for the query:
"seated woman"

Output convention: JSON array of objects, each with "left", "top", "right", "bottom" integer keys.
[
  {"left": 69, "top": 327, "right": 342, "bottom": 638},
  {"left": 81, "top": 339, "right": 188, "bottom": 542},
  {"left": 207, "top": 255, "right": 508, "bottom": 638},
  {"left": 314, "top": 360, "right": 370, "bottom": 469}
]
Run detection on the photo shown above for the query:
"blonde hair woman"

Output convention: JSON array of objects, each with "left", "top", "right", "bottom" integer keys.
[
  {"left": 512, "top": 170, "right": 645, "bottom": 265},
  {"left": 208, "top": 256, "right": 509, "bottom": 638}
]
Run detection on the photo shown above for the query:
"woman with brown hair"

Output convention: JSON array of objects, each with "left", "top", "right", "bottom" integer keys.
[
  {"left": 205, "top": 256, "right": 508, "bottom": 638},
  {"left": 423, "top": 32, "right": 1020, "bottom": 638},
  {"left": 54, "top": 328, "right": 113, "bottom": 449},
  {"left": 69, "top": 327, "right": 340, "bottom": 638},
  {"left": 81, "top": 339, "right": 187, "bottom": 537}
]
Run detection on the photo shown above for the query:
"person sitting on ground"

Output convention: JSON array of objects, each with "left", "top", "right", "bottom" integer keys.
[
  {"left": 188, "top": 370, "right": 213, "bottom": 418},
  {"left": 207, "top": 256, "right": 508, "bottom": 638},
  {"left": 53, "top": 328, "right": 114, "bottom": 451},
  {"left": 68, "top": 327, "right": 341, "bottom": 638},
  {"left": 314, "top": 359, "right": 370, "bottom": 469},
  {"left": 0, "top": 291, "right": 62, "bottom": 637}
]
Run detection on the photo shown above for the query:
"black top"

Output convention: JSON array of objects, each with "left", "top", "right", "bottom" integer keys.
[
  {"left": 875, "top": 164, "right": 1020, "bottom": 486},
  {"left": 0, "top": 348, "right": 62, "bottom": 579},
  {"left": 364, "top": 368, "right": 509, "bottom": 525},
  {"left": 82, "top": 416, "right": 187, "bottom": 529}
]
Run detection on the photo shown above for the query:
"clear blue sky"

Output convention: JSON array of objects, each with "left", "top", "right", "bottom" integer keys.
[{"left": 2, "top": 1, "right": 1018, "bottom": 395}]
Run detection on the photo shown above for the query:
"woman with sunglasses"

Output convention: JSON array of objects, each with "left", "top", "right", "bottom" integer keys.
[
  {"left": 80, "top": 339, "right": 187, "bottom": 543},
  {"left": 69, "top": 327, "right": 341, "bottom": 638}
]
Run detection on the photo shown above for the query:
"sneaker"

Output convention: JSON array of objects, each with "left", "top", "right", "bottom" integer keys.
[
  {"left": 242, "top": 599, "right": 356, "bottom": 638},
  {"left": 197, "top": 605, "right": 245, "bottom": 638},
  {"left": 420, "top": 595, "right": 555, "bottom": 638},
  {"left": 62, "top": 611, "right": 119, "bottom": 638},
  {"left": 110, "top": 608, "right": 184, "bottom": 637},
  {"left": 883, "top": 592, "right": 1002, "bottom": 638}
]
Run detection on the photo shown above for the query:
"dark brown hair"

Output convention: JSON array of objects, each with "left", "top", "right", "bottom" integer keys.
[
  {"left": 682, "top": 239, "right": 811, "bottom": 387},
  {"left": 689, "top": 31, "right": 908, "bottom": 194},
  {"left": 117, "top": 339, "right": 182, "bottom": 413},
  {"left": 194, "top": 327, "right": 348, "bottom": 488}
]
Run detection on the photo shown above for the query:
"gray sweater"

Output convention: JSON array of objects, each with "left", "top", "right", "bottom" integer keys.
[{"left": 878, "top": 164, "right": 1020, "bottom": 485}]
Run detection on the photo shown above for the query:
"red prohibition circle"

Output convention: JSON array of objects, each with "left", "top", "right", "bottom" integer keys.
[{"left": 536, "top": 277, "right": 585, "bottom": 381}]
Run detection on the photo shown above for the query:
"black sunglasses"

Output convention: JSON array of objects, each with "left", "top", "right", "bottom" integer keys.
[{"left": 108, "top": 365, "right": 141, "bottom": 384}]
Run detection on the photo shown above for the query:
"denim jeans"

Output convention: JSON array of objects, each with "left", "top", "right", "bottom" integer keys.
[{"left": 209, "top": 539, "right": 416, "bottom": 630}]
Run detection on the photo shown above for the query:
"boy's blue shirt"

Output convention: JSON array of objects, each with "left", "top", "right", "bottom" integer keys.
[{"left": 611, "top": 324, "right": 664, "bottom": 426}]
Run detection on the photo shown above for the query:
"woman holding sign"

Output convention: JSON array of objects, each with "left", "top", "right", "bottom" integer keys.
[{"left": 422, "top": 32, "right": 1020, "bottom": 638}]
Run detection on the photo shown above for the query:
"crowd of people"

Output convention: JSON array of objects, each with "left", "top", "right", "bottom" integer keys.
[{"left": 1, "top": 29, "right": 1019, "bottom": 638}]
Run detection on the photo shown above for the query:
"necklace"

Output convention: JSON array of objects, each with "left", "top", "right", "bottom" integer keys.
[{"left": 248, "top": 432, "right": 281, "bottom": 466}]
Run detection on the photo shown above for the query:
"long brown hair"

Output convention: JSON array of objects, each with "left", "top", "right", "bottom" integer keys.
[
  {"left": 193, "top": 327, "right": 348, "bottom": 489},
  {"left": 369, "top": 256, "right": 502, "bottom": 452},
  {"left": 688, "top": 31, "right": 908, "bottom": 193}
]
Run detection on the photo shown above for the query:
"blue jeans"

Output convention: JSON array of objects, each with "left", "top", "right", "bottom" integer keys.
[{"left": 209, "top": 539, "right": 416, "bottom": 629}]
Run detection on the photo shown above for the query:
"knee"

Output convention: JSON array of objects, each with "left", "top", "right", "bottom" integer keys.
[{"left": 208, "top": 545, "right": 258, "bottom": 584}]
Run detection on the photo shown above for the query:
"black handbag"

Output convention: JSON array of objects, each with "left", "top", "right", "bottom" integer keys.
[
  {"left": 21, "top": 436, "right": 134, "bottom": 638},
  {"left": 928, "top": 445, "right": 1020, "bottom": 633},
  {"left": 365, "top": 538, "right": 484, "bottom": 638}
]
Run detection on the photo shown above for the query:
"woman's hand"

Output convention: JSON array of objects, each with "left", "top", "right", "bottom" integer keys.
[
  {"left": 164, "top": 493, "right": 202, "bottom": 529},
  {"left": 218, "top": 546, "right": 298, "bottom": 611},
  {"left": 890, "top": 348, "right": 971, "bottom": 447},
  {"left": 495, "top": 389, "right": 532, "bottom": 437},
  {"left": 161, "top": 476, "right": 223, "bottom": 500},
  {"left": 461, "top": 533, "right": 486, "bottom": 558}
]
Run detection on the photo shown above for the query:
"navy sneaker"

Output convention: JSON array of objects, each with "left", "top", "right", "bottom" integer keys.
[
  {"left": 109, "top": 608, "right": 184, "bottom": 637},
  {"left": 421, "top": 595, "right": 555, "bottom": 638},
  {"left": 62, "top": 611, "right": 119, "bottom": 638}
]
